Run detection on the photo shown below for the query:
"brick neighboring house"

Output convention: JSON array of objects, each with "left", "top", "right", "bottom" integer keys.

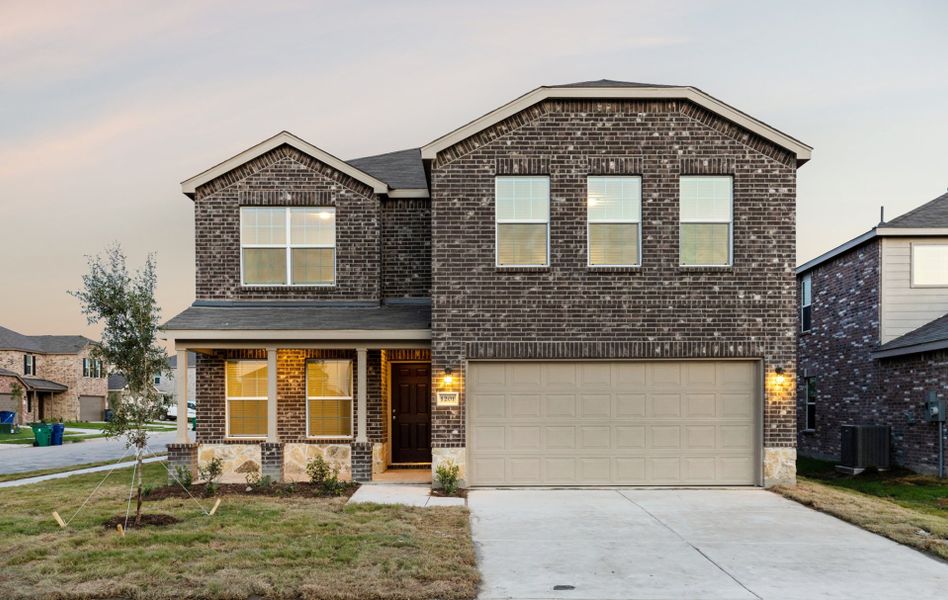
[
  {"left": 0, "top": 326, "right": 108, "bottom": 423},
  {"left": 796, "top": 192, "right": 948, "bottom": 473},
  {"left": 163, "top": 80, "right": 812, "bottom": 488}
]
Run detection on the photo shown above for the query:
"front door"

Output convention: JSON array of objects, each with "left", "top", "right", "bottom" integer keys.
[{"left": 391, "top": 363, "right": 431, "bottom": 463}]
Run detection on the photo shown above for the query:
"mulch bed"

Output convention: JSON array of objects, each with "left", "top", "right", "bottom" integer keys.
[
  {"left": 144, "top": 481, "right": 360, "bottom": 501},
  {"left": 430, "top": 488, "right": 468, "bottom": 499},
  {"left": 103, "top": 514, "right": 180, "bottom": 529}
]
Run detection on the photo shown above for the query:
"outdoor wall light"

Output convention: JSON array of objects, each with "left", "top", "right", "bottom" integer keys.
[
  {"left": 443, "top": 367, "right": 454, "bottom": 386},
  {"left": 774, "top": 367, "right": 786, "bottom": 385}
]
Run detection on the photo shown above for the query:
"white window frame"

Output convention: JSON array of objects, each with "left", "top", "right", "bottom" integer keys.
[
  {"left": 224, "top": 359, "right": 268, "bottom": 440},
  {"left": 495, "top": 176, "right": 550, "bottom": 268},
  {"left": 82, "top": 358, "right": 89, "bottom": 377},
  {"left": 800, "top": 273, "right": 813, "bottom": 333},
  {"left": 239, "top": 206, "right": 336, "bottom": 287},
  {"left": 910, "top": 242, "right": 948, "bottom": 288},
  {"left": 305, "top": 359, "right": 354, "bottom": 440},
  {"left": 24, "top": 354, "right": 35, "bottom": 376},
  {"left": 804, "top": 376, "right": 817, "bottom": 431},
  {"left": 586, "top": 176, "right": 642, "bottom": 267},
  {"left": 679, "top": 175, "right": 733, "bottom": 267}
]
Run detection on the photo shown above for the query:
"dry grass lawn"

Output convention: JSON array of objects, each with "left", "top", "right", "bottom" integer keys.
[
  {"left": 774, "top": 479, "right": 948, "bottom": 560},
  {"left": 0, "top": 462, "right": 479, "bottom": 600}
]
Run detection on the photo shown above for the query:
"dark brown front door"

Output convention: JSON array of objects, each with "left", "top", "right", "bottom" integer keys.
[{"left": 391, "top": 363, "right": 431, "bottom": 463}]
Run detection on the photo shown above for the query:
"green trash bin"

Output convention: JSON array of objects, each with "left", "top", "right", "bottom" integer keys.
[
  {"left": 189, "top": 417, "right": 196, "bottom": 432},
  {"left": 31, "top": 423, "right": 52, "bottom": 447}
]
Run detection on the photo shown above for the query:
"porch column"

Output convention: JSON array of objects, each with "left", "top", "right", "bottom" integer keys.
[
  {"left": 174, "top": 349, "right": 189, "bottom": 443},
  {"left": 266, "top": 347, "right": 278, "bottom": 443},
  {"left": 356, "top": 347, "right": 368, "bottom": 443}
]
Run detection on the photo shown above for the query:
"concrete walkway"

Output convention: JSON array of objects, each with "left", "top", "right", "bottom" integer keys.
[
  {"left": 469, "top": 488, "right": 948, "bottom": 600},
  {"left": 348, "top": 483, "right": 465, "bottom": 507},
  {"left": 0, "top": 456, "right": 167, "bottom": 488},
  {"left": 0, "top": 430, "right": 191, "bottom": 475}
]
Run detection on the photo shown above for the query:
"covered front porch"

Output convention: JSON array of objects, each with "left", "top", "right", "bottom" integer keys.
[{"left": 163, "top": 301, "right": 434, "bottom": 485}]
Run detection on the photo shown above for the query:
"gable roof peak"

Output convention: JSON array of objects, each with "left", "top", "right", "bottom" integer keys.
[{"left": 180, "top": 130, "right": 389, "bottom": 198}]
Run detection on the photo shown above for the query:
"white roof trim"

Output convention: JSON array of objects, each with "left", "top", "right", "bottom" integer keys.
[
  {"left": 420, "top": 85, "right": 813, "bottom": 163},
  {"left": 181, "top": 131, "right": 389, "bottom": 197},
  {"left": 874, "top": 227, "right": 948, "bottom": 236}
]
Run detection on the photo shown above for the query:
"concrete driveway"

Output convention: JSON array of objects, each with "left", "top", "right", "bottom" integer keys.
[{"left": 469, "top": 489, "right": 948, "bottom": 600}]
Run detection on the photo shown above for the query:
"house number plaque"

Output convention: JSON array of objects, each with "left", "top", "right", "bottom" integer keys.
[{"left": 436, "top": 392, "right": 459, "bottom": 407}]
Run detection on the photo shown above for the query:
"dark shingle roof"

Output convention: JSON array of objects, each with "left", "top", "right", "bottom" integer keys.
[
  {"left": 555, "top": 79, "right": 675, "bottom": 88},
  {"left": 163, "top": 302, "right": 431, "bottom": 331},
  {"left": 108, "top": 373, "right": 128, "bottom": 391},
  {"left": 0, "top": 326, "right": 93, "bottom": 354},
  {"left": 873, "top": 312, "right": 948, "bottom": 358},
  {"left": 0, "top": 368, "right": 21, "bottom": 379},
  {"left": 882, "top": 191, "right": 948, "bottom": 228},
  {"left": 348, "top": 148, "right": 427, "bottom": 190},
  {"left": 22, "top": 377, "right": 68, "bottom": 392}
]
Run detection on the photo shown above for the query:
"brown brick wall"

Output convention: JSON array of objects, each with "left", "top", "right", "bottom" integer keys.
[
  {"left": 797, "top": 240, "right": 948, "bottom": 472},
  {"left": 195, "top": 348, "right": 383, "bottom": 445},
  {"left": 797, "top": 240, "right": 881, "bottom": 459},
  {"left": 0, "top": 347, "right": 106, "bottom": 421},
  {"left": 381, "top": 198, "right": 431, "bottom": 298},
  {"left": 430, "top": 98, "right": 798, "bottom": 449},
  {"left": 193, "top": 145, "right": 381, "bottom": 302}
]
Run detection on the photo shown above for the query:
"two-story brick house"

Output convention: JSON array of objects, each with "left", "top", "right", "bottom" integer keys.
[
  {"left": 796, "top": 193, "right": 948, "bottom": 472},
  {"left": 0, "top": 326, "right": 108, "bottom": 423},
  {"left": 163, "top": 80, "right": 812, "bottom": 487}
]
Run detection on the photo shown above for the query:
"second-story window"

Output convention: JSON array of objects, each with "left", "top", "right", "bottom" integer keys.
[
  {"left": 911, "top": 243, "right": 948, "bottom": 287},
  {"left": 587, "top": 176, "right": 641, "bottom": 266},
  {"left": 496, "top": 176, "right": 549, "bottom": 267},
  {"left": 240, "top": 207, "right": 336, "bottom": 286},
  {"left": 83, "top": 358, "right": 103, "bottom": 378},
  {"left": 800, "top": 273, "right": 813, "bottom": 332},
  {"left": 23, "top": 354, "right": 35, "bottom": 376},
  {"left": 680, "top": 176, "right": 732, "bottom": 266},
  {"left": 82, "top": 358, "right": 90, "bottom": 377}
]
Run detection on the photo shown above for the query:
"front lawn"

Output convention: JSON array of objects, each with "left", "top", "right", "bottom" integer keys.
[
  {"left": 0, "top": 462, "right": 479, "bottom": 600},
  {"left": 774, "top": 457, "right": 948, "bottom": 560}
]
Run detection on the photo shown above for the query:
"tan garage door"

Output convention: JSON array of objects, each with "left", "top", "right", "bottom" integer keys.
[
  {"left": 79, "top": 395, "right": 105, "bottom": 421},
  {"left": 467, "top": 361, "right": 759, "bottom": 486}
]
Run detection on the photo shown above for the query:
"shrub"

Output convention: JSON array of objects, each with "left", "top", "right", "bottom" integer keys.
[
  {"left": 436, "top": 460, "right": 462, "bottom": 496},
  {"left": 306, "top": 456, "right": 345, "bottom": 496},
  {"left": 174, "top": 465, "right": 193, "bottom": 489},
  {"left": 199, "top": 457, "right": 223, "bottom": 497}
]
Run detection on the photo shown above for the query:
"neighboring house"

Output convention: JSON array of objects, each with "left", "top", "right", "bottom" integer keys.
[
  {"left": 796, "top": 192, "right": 948, "bottom": 473},
  {"left": 156, "top": 352, "right": 196, "bottom": 405},
  {"left": 0, "top": 326, "right": 108, "bottom": 423},
  {"left": 108, "top": 371, "right": 170, "bottom": 410},
  {"left": 163, "top": 80, "right": 812, "bottom": 487}
]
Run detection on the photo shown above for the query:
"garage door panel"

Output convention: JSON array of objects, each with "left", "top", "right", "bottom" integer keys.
[
  {"left": 78, "top": 396, "right": 104, "bottom": 422},
  {"left": 580, "top": 394, "right": 611, "bottom": 417},
  {"left": 467, "top": 361, "right": 758, "bottom": 486}
]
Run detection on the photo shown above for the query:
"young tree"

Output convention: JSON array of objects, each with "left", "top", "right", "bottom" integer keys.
[{"left": 72, "top": 244, "right": 168, "bottom": 526}]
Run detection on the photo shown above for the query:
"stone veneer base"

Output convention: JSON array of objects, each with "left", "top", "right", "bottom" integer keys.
[{"left": 763, "top": 447, "right": 796, "bottom": 487}]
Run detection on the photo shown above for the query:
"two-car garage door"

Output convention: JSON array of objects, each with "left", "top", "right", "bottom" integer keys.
[{"left": 467, "top": 360, "right": 759, "bottom": 486}]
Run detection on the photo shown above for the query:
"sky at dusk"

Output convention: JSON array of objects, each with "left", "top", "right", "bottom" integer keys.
[{"left": 1, "top": 0, "right": 947, "bottom": 350}]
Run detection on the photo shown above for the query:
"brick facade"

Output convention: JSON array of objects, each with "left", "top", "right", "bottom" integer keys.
[
  {"left": 797, "top": 240, "right": 948, "bottom": 473},
  {"left": 430, "top": 99, "right": 798, "bottom": 452},
  {"left": 0, "top": 347, "right": 106, "bottom": 422},
  {"left": 194, "top": 146, "right": 381, "bottom": 302},
  {"left": 381, "top": 198, "right": 431, "bottom": 298}
]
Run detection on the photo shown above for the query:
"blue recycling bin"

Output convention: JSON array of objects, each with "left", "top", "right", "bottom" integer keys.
[
  {"left": 51, "top": 423, "right": 65, "bottom": 446},
  {"left": 0, "top": 411, "right": 14, "bottom": 424}
]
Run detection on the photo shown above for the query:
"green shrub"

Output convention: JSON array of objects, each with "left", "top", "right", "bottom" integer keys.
[
  {"left": 435, "top": 460, "right": 462, "bottom": 496},
  {"left": 199, "top": 457, "right": 223, "bottom": 497},
  {"left": 173, "top": 465, "right": 193, "bottom": 489},
  {"left": 306, "top": 456, "right": 345, "bottom": 496}
]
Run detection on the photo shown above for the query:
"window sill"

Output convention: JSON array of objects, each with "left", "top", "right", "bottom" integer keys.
[
  {"left": 223, "top": 437, "right": 267, "bottom": 443},
  {"left": 802, "top": 429, "right": 816, "bottom": 435},
  {"left": 495, "top": 266, "right": 550, "bottom": 273},
  {"left": 677, "top": 265, "right": 733, "bottom": 274}
]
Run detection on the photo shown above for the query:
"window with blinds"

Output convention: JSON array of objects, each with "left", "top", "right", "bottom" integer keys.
[
  {"left": 587, "top": 176, "right": 641, "bottom": 266},
  {"left": 240, "top": 207, "right": 336, "bottom": 285},
  {"left": 680, "top": 176, "right": 732, "bottom": 266},
  {"left": 496, "top": 176, "right": 549, "bottom": 266},
  {"left": 226, "top": 361, "right": 268, "bottom": 437},
  {"left": 306, "top": 360, "right": 353, "bottom": 438}
]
